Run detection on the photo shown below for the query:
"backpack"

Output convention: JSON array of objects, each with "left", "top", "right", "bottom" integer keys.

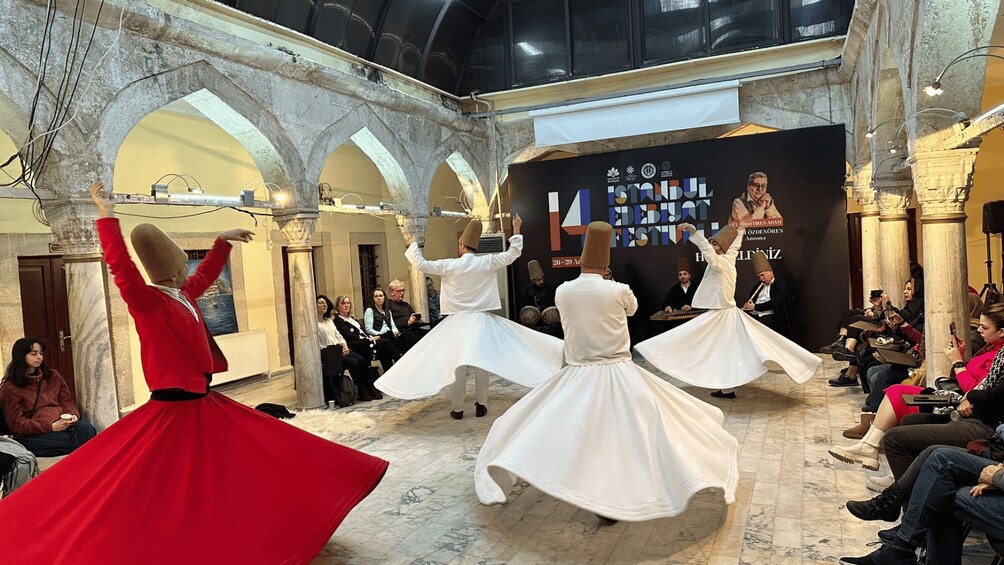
[{"left": 255, "top": 403, "right": 296, "bottom": 419}]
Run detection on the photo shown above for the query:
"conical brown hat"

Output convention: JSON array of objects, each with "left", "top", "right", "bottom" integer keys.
[
  {"left": 708, "top": 225, "right": 738, "bottom": 250},
  {"left": 580, "top": 222, "right": 612, "bottom": 268},
  {"left": 528, "top": 259, "right": 544, "bottom": 279},
  {"left": 676, "top": 256, "right": 691, "bottom": 274},
  {"left": 460, "top": 219, "right": 482, "bottom": 250},
  {"left": 752, "top": 250, "right": 771, "bottom": 274},
  {"left": 130, "top": 223, "right": 188, "bottom": 283}
]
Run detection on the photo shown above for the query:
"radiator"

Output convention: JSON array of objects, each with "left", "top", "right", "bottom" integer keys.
[{"left": 212, "top": 328, "right": 270, "bottom": 385}]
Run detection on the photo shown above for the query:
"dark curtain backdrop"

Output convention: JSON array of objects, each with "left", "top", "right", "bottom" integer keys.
[{"left": 507, "top": 124, "right": 848, "bottom": 350}]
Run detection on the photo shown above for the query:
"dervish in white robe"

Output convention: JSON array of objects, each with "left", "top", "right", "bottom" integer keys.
[
  {"left": 634, "top": 226, "right": 820, "bottom": 389},
  {"left": 374, "top": 221, "right": 563, "bottom": 416},
  {"left": 475, "top": 221, "right": 739, "bottom": 521}
]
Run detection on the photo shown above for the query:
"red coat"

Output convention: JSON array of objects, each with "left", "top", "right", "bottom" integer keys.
[{"left": 97, "top": 218, "right": 230, "bottom": 393}]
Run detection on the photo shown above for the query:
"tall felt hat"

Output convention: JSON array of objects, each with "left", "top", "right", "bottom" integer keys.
[
  {"left": 130, "top": 223, "right": 188, "bottom": 283},
  {"left": 752, "top": 250, "right": 771, "bottom": 274},
  {"left": 459, "top": 219, "right": 482, "bottom": 250},
  {"left": 580, "top": 221, "right": 612, "bottom": 268},
  {"left": 527, "top": 259, "right": 544, "bottom": 279},
  {"left": 708, "top": 225, "right": 738, "bottom": 250},
  {"left": 676, "top": 256, "right": 691, "bottom": 274}
]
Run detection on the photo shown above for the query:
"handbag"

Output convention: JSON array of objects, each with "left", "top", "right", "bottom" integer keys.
[
  {"left": 900, "top": 361, "right": 927, "bottom": 387},
  {"left": 333, "top": 373, "right": 356, "bottom": 408}
]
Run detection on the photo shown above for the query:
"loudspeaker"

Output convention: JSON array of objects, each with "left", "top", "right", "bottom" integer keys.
[{"left": 984, "top": 200, "right": 1004, "bottom": 234}]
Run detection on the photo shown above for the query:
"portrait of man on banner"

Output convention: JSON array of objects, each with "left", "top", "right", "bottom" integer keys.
[{"left": 729, "top": 171, "right": 783, "bottom": 228}]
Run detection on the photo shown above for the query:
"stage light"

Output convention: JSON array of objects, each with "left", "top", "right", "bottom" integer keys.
[{"left": 925, "top": 46, "right": 1004, "bottom": 97}]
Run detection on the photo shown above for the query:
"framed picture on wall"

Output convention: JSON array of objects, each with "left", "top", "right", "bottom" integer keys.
[{"left": 186, "top": 250, "right": 238, "bottom": 336}]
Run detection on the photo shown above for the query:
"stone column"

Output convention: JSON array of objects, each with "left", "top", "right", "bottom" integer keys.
[
  {"left": 909, "top": 149, "right": 978, "bottom": 380},
  {"left": 397, "top": 215, "right": 429, "bottom": 318},
  {"left": 276, "top": 211, "right": 324, "bottom": 410},
  {"left": 47, "top": 199, "right": 120, "bottom": 430},
  {"left": 872, "top": 173, "right": 913, "bottom": 308},
  {"left": 852, "top": 167, "right": 881, "bottom": 305}
]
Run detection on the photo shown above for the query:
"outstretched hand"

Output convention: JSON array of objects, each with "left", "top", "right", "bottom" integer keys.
[
  {"left": 679, "top": 223, "right": 697, "bottom": 235},
  {"left": 88, "top": 181, "right": 113, "bottom": 218},
  {"left": 512, "top": 212, "right": 522, "bottom": 234},
  {"left": 219, "top": 229, "right": 254, "bottom": 243}
]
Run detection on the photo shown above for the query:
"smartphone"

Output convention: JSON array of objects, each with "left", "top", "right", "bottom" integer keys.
[{"left": 950, "top": 321, "right": 958, "bottom": 339}]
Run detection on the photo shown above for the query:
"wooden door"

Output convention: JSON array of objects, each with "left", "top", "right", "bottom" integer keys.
[{"left": 17, "top": 256, "right": 75, "bottom": 398}]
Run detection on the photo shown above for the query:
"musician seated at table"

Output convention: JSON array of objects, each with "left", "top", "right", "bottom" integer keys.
[
  {"left": 661, "top": 257, "right": 697, "bottom": 314},
  {"left": 522, "top": 259, "right": 555, "bottom": 311},
  {"left": 741, "top": 251, "right": 795, "bottom": 339}
]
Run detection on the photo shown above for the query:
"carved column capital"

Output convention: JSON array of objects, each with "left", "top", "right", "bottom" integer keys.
[
  {"left": 275, "top": 210, "right": 318, "bottom": 250},
  {"left": 870, "top": 172, "right": 913, "bottom": 219},
  {"left": 46, "top": 198, "right": 103, "bottom": 259},
  {"left": 396, "top": 214, "right": 429, "bottom": 245},
  {"left": 907, "top": 149, "right": 979, "bottom": 220}
]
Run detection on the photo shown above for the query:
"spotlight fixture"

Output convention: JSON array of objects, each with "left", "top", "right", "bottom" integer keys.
[
  {"left": 239, "top": 181, "right": 289, "bottom": 207},
  {"left": 151, "top": 173, "right": 205, "bottom": 198},
  {"left": 864, "top": 108, "right": 968, "bottom": 141},
  {"left": 925, "top": 45, "right": 1004, "bottom": 97}
]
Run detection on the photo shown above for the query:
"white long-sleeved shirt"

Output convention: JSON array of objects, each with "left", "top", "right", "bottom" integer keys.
[
  {"left": 404, "top": 235, "right": 523, "bottom": 314},
  {"left": 317, "top": 318, "right": 347, "bottom": 348},
  {"left": 364, "top": 307, "right": 399, "bottom": 336},
  {"left": 690, "top": 229, "right": 744, "bottom": 309},
  {"left": 555, "top": 273, "right": 638, "bottom": 365}
]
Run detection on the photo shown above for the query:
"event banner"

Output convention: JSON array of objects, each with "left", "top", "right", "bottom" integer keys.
[{"left": 507, "top": 124, "right": 848, "bottom": 349}]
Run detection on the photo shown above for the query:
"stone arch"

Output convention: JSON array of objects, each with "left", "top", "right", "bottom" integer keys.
[
  {"left": 0, "top": 46, "right": 86, "bottom": 156},
  {"left": 422, "top": 136, "right": 491, "bottom": 218},
  {"left": 307, "top": 106, "right": 416, "bottom": 211},
  {"left": 94, "top": 61, "right": 305, "bottom": 204}
]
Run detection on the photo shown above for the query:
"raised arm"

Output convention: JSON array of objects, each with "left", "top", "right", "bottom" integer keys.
[
  {"left": 183, "top": 229, "right": 251, "bottom": 299},
  {"left": 405, "top": 243, "right": 451, "bottom": 276},
  {"left": 91, "top": 182, "right": 159, "bottom": 312}
]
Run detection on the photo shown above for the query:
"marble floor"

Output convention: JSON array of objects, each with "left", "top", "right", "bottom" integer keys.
[{"left": 218, "top": 358, "right": 996, "bottom": 564}]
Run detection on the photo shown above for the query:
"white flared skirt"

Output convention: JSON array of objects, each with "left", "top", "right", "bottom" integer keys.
[
  {"left": 475, "top": 359, "right": 739, "bottom": 521},
  {"left": 634, "top": 307, "right": 821, "bottom": 389},
  {"left": 374, "top": 311, "right": 564, "bottom": 399}
]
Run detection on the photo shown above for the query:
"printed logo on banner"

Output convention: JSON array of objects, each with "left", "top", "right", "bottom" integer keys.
[
  {"left": 606, "top": 167, "right": 619, "bottom": 180},
  {"left": 660, "top": 161, "right": 673, "bottom": 178},
  {"left": 549, "top": 174, "right": 719, "bottom": 253},
  {"left": 625, "top": 166, "right": 637, "bottom": 182},
  {"left": 641, "top": 163, "right": 656, "bottom": 179}
]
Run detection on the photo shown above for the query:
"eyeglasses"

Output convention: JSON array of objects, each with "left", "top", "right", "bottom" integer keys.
[{"left": 749, "top": 182, "right": 767, "bottom": 190}]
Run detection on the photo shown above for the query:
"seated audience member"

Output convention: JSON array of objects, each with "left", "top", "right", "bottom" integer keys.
[
  {"left": 364, "top": 288, "right": 403, "bottom": 351},
  {"left": 0, "top": 338, "right": 96, "bottom": 457},
  {"left": 661, "top": 257, "right": 697, "bottom": 313},
  {"left": 839, "top": 447, "right": 1004, "bottom": 565},
  {"left": 0, "top": 436, "right": 38, "bottom": 496},
  {"left": 830, "top": 311, "right": 1004, "bottom": 522},
  {"left": 522, "top": 260, "right": 555, "bottom": 311},
  {"left": 822, "top": 289, "right": 885, "bottom": 356},
  {"left": 386, "top": 279, "right": 429, "bottom": 352},
  {"left": 332, "top": 294, "right": 399, "bottom": 379},
  {"left": 425, "top": 277, "right": 441, "bottom": 325},
  {"left": 317, "top": 295, "right": 379, "bottom": 402},
  {"left": 829, "top": 279, "right": 924, "bottom": 388}
]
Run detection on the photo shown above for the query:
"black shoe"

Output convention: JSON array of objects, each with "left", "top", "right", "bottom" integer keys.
[
  {"left": 877, "top": 526, "right": 899, "bottom": 544},
  {"left": 820, "top": 337, "right": 846, "bottom": 354},
  {"left": 840, "top": 541, "right": 917, "bottom": 565},
  {"left": 832, "top": 347, "right": 857, "bottom": 362},
  {"left": 846, "top": 485, "right": 904, "bottom": 522},
  {"left": 450, "top": 410, "right": 463, "bottom": 420},
  {"left": 367, "top": 384, "right": 384, "bottom": 400},
  {"left": 595, "top": 514, "right": 618, "bottom": 526},
  {"left": 357, "top": 388, "right": 374, "bottom": 402},
  {"left": 828, "top": 374, "right": 859, "bottom": 387},
  {"left": 710, "top": 390, "right": 736, "bottom": 399},
  {"left": 475, "top": 403, "right": 487, "bottom": 417}
]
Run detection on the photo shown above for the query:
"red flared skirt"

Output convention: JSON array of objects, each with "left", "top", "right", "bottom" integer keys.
[{"left": 0, "top": 392, "right": 388, "bottom": 564}]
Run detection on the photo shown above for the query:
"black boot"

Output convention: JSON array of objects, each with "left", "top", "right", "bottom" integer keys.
[
  {"left": 846, "top": 485, "right": 904, "bottom": 522},
  {"left": 595, "top": 514, "right": 618, "bottom": 526},
  {"left": 367, "top": 382, "right": 384, "bottom": 400},
  {"left": 450, "top": 410, "right": 463, "bottom": 420},
  {"left": 475, "top": 403, "right": 487, "bottom": 417},
  {"left": 821, "top": 335, "right": 847, "bottom": 354}
]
